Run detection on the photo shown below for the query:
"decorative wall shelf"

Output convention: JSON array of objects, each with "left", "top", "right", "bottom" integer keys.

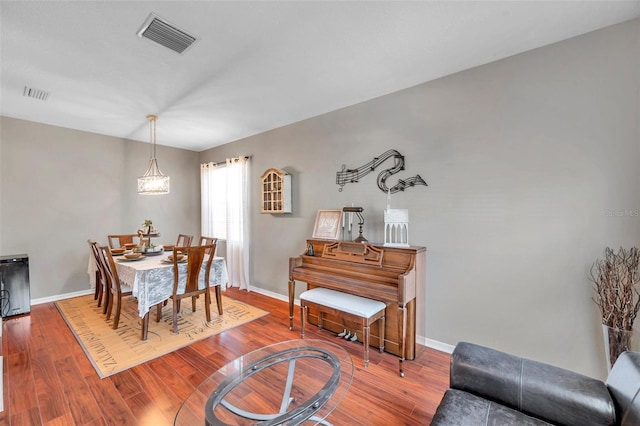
[{"left": 261, "top": 168, "right": 292, "bottom": 214}]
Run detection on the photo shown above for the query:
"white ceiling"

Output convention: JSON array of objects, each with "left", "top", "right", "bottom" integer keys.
[{"left": 2, "top": 1, "right": 639, "bottom": 152}]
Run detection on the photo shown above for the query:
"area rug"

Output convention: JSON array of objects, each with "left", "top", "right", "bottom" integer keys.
[{"left": 55, "top": 294, "right": 269, "bottom": 378}]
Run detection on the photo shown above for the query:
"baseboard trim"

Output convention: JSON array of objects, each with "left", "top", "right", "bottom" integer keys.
[
  {"left": 32, "top": 289, "right": 93, "bottom": 306},
  {"left": 420, "top": 337, "right": 455, "bottom": 354},
  {"left": 31, "top": 285, "right": 456, "bottom": 355},
  {"left": 249, "top": 286, "right": 291, "bottom": 303},
  {"left": 250, "top": 285, "right": 455, "bottom": 355}
]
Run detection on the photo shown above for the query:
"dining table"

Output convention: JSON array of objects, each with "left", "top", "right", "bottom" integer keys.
[{"left": 88, "top": 249, "right": 229, "bottom": 340}]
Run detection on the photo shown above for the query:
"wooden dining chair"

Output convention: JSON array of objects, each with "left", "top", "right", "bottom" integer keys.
[
  {"left": 197, "top": 236, "right": 222, "bottom": 310},
  {"left": 156, "top": 244, "right": 216, "bottom": 333},
  {"left": 175, "top": 234, "right": 193, "bottom": 248},
  {"left": 87, "top": 239, "right": 109, "bottom": 313},
  {"left": 108, "top": 234, "right": 138, "bottom": 249},
  {"left": 198, "top": 236, "right": 218, "bottom": 255},
  {"left": 98, "top": 245, "right": 133, "bottom": 330}
]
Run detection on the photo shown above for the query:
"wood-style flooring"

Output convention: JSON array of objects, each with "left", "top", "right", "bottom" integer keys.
[{"left": 1, "top": 288, "right": 450, "bottom": 425}]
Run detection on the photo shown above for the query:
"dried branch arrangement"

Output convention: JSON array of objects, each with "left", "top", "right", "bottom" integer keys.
[
  {"left": 590, "top": 247, "right": 640, "bottom": 366},
  {"left": 590, "top": 247, "right": 640, "bottom": 330}
]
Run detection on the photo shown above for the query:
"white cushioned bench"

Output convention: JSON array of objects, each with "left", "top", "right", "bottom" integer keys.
[{"left": 300, "top": 287, "right": 386, "bottom": 368}]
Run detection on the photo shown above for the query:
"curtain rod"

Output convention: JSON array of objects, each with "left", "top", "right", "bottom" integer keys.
[{"left": 202, "top": 155, "right": 252, "bottom": 167}]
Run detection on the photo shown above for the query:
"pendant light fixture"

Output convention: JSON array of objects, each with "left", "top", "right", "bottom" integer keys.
[{"left": 137, "top": 114, "right": 170, "bottom": 194}]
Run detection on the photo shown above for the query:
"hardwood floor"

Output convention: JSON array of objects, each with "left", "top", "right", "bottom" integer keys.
[{"left": 1, "top": 288, "right": 450, "bottom": 425}]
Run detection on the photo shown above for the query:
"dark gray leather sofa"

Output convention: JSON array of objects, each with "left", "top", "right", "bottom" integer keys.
[{"left": 431, "top": 342, "right": 640, "bottom": 425}]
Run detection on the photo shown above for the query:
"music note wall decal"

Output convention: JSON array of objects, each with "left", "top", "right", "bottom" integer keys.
[{"left": 335, "top": 149, "right": 427, "bottom": 193}]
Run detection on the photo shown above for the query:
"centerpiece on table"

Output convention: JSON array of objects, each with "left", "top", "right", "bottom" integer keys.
[
  {"left": 140, "top": 219, "right": 157, "bottom": 235},
  {"left": 136, "top": 219, "right": 163, "bottom": 255},
  {"left": 590, "top": 246, "right": 640, "bottom": 370}
]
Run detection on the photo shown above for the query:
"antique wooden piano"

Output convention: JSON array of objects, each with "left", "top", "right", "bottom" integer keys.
[{"left": 289, "top": 239, "right": 426, "bottom": 369}]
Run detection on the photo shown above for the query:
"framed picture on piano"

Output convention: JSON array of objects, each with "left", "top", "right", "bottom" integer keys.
[{"left": 312, "top": 210, "right": 342, "bottom": 240}]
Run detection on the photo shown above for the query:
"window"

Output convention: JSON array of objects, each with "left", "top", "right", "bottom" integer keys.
[{"left": 201, "top": 163, "right": 227, "bottom": 240}]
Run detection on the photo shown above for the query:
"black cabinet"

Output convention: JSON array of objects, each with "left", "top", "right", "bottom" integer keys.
[{"left": 0, "top": 254, "right": 30, "bottom": 318}]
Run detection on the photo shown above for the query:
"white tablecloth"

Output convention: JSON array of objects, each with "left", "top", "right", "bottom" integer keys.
[{"left": 88, "top": 252, "right": 229, "bottom": 318}]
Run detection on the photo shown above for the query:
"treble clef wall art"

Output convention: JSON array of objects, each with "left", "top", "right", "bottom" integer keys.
[{"left": 336, "top": 149, "right": 427, "bottom": 193}]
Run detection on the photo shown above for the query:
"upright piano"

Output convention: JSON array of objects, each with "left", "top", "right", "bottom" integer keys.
[{"left": 289, "top": 239, "right": 426, "bottom": 361}]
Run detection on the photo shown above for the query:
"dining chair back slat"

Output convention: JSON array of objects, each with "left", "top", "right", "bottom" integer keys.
[
  {"left": 196, "top": 236, "right": 222, "bottom": 311},
  {"left": 175, "top": 234, "right": 193, "bottom": 248},
  {"left": 87, "top": 239, "right": 109, "bottom": 313},
  {"left": 184, "top": 246, "right": 205, "bottom": 293},
  {"left": 99, "top": 245, "right": 133, "bottom": 330},
  {"left": 108, "top": 234, "right": 138, "bottom": 249},
  {"left": 162, "top": 244, "right": 216, "bottom": 333},
  {"left": 198, "top": 236, "right": 218, "bottom": 256}
]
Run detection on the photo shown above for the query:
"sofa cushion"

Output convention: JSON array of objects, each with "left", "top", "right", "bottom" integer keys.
[
  {"left": 449, "top": 342, "right": 616, "bottom": 426},
  {"left": 431, "top": 389, "right": 553, "bottom": 426}
]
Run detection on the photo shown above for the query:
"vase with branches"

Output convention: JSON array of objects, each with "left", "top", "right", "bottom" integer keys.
[{"left": 590, "top": 246, "right": 640, "bottom": 369}]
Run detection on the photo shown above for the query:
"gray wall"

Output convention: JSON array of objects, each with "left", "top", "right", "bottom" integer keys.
[
  {"left": 0, "top": 118, "right": 201, "bottom": 299},
  {"left": 200, "top": 19, "right": 640, "bottom": 378},
  {"left": 0, "top": 18, "right": 637, "bottom": 379}
]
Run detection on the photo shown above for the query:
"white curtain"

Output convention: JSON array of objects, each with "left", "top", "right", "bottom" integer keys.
[
  {"left": 200, "top": 156, "right": 251, "bottom": 291},
  {"left": 225, "top": 156, "right": 250, "bottom": 290}
]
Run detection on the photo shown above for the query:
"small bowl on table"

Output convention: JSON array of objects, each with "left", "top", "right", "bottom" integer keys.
[
  {"left": 111, "top": 248, "right": 125, "bottom": 255},
  {"left": 163, "top": 244, "right": 175, "bottom": 252},
  {"left": 124, "top": 252, "right": 143, "bottom": 260},
  {"left": 124, "top": 243, "right": 137, "bottom": 250}
]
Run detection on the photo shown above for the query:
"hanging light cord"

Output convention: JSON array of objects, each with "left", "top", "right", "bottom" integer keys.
[{"left": 148, "top": 114, "right": 157, "bottom": 160}]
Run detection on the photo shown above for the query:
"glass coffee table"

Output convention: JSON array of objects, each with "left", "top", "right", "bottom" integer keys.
[{"left": 175, "top": 339, "right": 354, "bottom": 425}]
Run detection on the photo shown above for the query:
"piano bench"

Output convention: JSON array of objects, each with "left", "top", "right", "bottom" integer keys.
[{"left": 300, "top": 287, "right": 386, "bottom": 369}]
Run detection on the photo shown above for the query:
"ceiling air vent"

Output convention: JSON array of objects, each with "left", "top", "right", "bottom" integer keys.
[
  {"left": 23, "top": 86, "right": 50, "bottom": 101},
  {"left": 137, "top": 13, "right": 197, "bottom": 54}
]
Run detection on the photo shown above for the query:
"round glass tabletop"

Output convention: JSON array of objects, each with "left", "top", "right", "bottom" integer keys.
[{"left": 174, "top": 339, "right": 354, "bottom": 425}]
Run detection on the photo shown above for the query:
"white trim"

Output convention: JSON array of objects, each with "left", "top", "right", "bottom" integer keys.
[
  {"left": 31, "top": 285, "right": 457, "bottom": 355},
  {"left": 250, "top": 285, "right": 455, "bottom": 354},
  {"left": 250, "top": 286, "right": 294, "bottom": 304},
  {"left": 32, "top": 289, "right": 93, "bottom": 306},
  {"left": 420, "top": 337, "right": 455, "bottom": 354}
]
